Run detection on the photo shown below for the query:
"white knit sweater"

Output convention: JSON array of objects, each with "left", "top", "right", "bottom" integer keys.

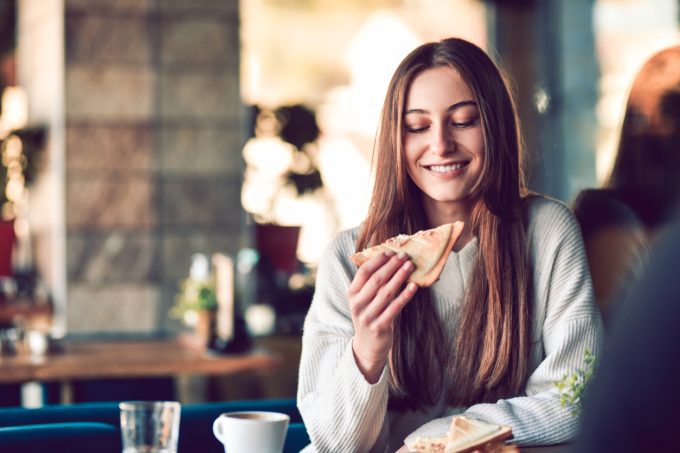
[{"left": 297, "top": 197, "right": 606, "bottom": 453}]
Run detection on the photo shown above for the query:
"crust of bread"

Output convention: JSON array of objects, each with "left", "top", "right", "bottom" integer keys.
[
  {"left": 445, "top": 416, "right": 513, "bottom": 453},
  {"left": 445, "top": 427, "right": 513, "bottom": 453},
  {"left": 350, "top": 222, "right": 464, "bottom": 287},
  {"left": 411, "top": 416, "right": 513, "bottom": 453},
  {"left": 412, "top": 436, "right": 446, "bottom": 452}
]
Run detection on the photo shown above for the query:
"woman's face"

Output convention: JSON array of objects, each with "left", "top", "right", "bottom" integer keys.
[{"left": 403, "top": 66, "right": 484, "bottom": 218}]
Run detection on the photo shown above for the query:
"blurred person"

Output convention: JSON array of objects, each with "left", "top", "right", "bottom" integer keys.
[
  {"left": 297, "top": 37, "right": 604, "bottom": 453},
  {"left": 572, "top": 208, "right": 680, "bottom": 452},
  {"left": 573, "top": 45, "right": 680, "bottom": 324}
]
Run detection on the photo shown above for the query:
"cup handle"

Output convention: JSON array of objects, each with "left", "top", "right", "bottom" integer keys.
[{"left": 213, "top": 417, "right": 224, "bottom": 443}]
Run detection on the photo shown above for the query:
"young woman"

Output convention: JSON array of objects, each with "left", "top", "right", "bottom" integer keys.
[{"left": 297, "top": 37, "right": 604, "bottom": 453}]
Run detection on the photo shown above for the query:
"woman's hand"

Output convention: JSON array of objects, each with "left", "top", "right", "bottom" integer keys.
[{"left": 348, "top": 251, "right": 418, "bottom": 383}]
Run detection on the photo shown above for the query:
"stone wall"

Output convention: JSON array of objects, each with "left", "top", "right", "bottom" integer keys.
[{"left": 21, "top": 0, "right": 246, "bottom": 334}]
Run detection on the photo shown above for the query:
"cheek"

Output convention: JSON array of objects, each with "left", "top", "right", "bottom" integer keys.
[
  {"left": 474, "top": 146, "right": 485, "bottom": 164},
  {"left": 403, "top": 149, "right": 422, "bottom": 187},
  {"left": 468, "top": 134, "right": 485, "bottom": 163},
  {"left": 404, "top": 133, "right": 430, "bottom": 156},
  {"left": 403, "top": 139, "right": 419, "bottom": 165},
  {"left": 404, "top": 154, "right": 418, "bottom": 181}
]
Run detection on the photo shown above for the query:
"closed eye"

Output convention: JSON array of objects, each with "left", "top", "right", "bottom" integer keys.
[
  {"left": 406, "top": 125, "right": 429, "bottom": 133},
  {"left": 452, "top": 118, "right": 478, "bottom": 128},
  {"left": 405, "top": 116, "right": 479, "bottom": 133}
]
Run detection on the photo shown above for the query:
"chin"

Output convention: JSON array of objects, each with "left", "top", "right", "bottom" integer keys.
[{"left": 427, "top": 193, "right": 467, "bottom": 204}]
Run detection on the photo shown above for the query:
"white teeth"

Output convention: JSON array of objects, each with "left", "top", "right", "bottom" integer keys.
[{"left": 429, "top": 163, "right": 467, "bottom": 173}]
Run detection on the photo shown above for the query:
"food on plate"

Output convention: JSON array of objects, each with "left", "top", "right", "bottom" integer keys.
[
  {"left": 411, "top": 415, "right": 515, "bottom": 453},
  {"left": 350, "top": 222, "right": 464, "bottom": 287}
]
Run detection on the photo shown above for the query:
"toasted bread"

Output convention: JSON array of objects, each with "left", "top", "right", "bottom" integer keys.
[
  {"left": 411, "top": 416, "right": 514, "bottom": 453},
  {"left": 445, "top": 416, "right": 513, "bottom": 453},
  {"left": 350, "top": 222, "right": 464, "bottom": 287}
]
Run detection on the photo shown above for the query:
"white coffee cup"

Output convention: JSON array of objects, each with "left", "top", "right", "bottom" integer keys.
[{"left": 212, "top": 411, "right": 289, "bottom": 453}]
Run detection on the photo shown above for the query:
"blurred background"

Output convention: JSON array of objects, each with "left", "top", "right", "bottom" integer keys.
[{"left": 0, "top": 0, "right": 678, "bottom": 403}]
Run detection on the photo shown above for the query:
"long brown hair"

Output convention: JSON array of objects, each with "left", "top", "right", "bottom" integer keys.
[
  {"left": 605, "top": 45, "right": 680, "bottom": 229},
  {"left": 356, "top": 38, "right": 532, "bottom": 410}
]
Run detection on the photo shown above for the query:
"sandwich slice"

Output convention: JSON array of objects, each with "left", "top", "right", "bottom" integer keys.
[
  {"left": 412, "top": 416, "right": 514, "bottom": 453},
  {"left": 350, "top": 221, "right": 464, "bottom": 287},
  {"left": 445, "top": 416, "right": 514, "bottom": 452}
]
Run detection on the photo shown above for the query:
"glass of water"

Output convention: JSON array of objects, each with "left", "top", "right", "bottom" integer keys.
[{"left": 119, "top": 401, "right": 181, "bottom": 453}]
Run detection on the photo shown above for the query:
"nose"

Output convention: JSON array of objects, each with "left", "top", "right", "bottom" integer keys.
[{"left": 430, "top": 122, "right": 453, "bottom": 155}]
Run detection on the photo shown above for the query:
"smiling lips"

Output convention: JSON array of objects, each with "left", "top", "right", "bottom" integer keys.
[{"left": 425, "top": 161, "right": 470, "bottom": 174}]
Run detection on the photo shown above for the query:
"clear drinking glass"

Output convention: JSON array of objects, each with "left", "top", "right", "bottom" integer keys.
[{"left": 119, "top": 401, "right": 181, "bottom": 453}]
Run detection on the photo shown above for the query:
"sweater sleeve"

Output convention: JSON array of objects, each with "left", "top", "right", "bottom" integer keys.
[
  {"left": 297, "top": 230, "right": 391, "bottom": 453},
  {"left": 404, "top": 198, "right": 606, "bottom": 448}
]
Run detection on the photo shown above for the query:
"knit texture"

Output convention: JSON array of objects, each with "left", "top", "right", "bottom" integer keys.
[{"left": 297, "top": 197, "right": 606, "bottom": 453}]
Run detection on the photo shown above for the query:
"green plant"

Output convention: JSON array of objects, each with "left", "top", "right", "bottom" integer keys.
[
  {"left": 554, "top": 349, "right": 597, "bottom": 417},
  {"left": 170, "top": 277, "right": 218, "bottom": 323}
]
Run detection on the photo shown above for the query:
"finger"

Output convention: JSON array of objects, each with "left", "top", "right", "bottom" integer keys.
[
  {"left": 362, "top": 259, "right": 415, "bottom": 321},
  {"left": 350, "top": 251, "right": 404, "bottom": 311},
  {"left": 348, "top": 252, "right": 396, "bottom": 319},
  {"left": 372, "top": 282, "right": 418, "bottom": 328},
  {"left": 357, "top": 252, "right": 410, "bottom": 302},
  {"left": 348, "top": 251, "right": 393, "bottom": 295}
]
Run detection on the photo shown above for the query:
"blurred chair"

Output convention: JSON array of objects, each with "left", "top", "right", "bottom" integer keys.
[
  {"left": 0, "top": 401, "right": 120, "bottom": 427},
  {"left": 286, "top": 422, "right": 311, "bottom": 452},
  {"left": 0, "top": 422, "right": 119, "bottom": 453},
  {"left": 0, "top": 398, "right": 308, "bottom": 453}
]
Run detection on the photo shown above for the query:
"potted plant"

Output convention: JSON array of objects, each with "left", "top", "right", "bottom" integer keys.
[
  {"left": 170, "top": 254, "right": 218, "bottom": 348},
  {"left": 241, "top": 104, "right": 326, "bottom": 273}
]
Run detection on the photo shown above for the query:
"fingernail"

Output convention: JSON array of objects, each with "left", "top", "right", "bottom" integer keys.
[
  {"left": 402, "top": 261, "right": 413, "bottom": 271},
  {"left": 397, "top": 251, "right": 407, "bottom": 259},
  {"left": 384, "top": 251, "right": 395, "bottom": 257}
]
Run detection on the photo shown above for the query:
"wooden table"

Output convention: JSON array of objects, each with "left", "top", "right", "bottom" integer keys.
[{"left": 0, "top": 337, "right": 281, "bottom": 385}]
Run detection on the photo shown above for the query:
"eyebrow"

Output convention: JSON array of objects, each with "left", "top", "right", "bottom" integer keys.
[{"left": 404, "top": 100, "right": 477, "bottom": 115}]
